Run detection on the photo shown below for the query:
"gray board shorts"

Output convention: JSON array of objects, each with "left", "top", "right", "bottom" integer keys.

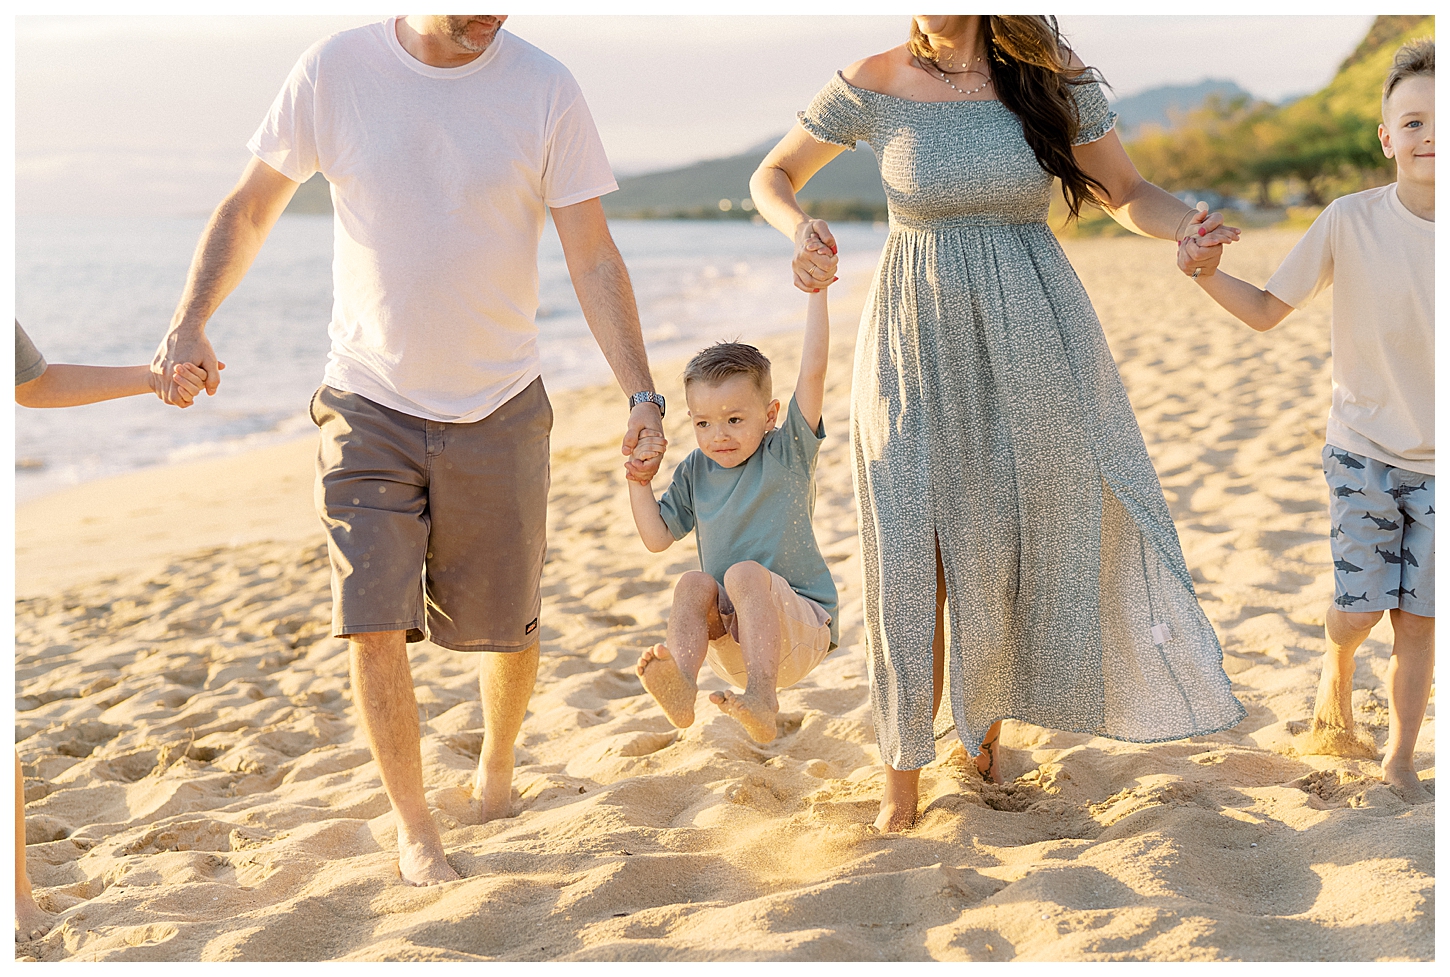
[
  {"left": 1323, "top": 444, "right": 1434, "bottom": 618},
  {"left": 309, "top": 377, "right": 552, "bottom": 651}
]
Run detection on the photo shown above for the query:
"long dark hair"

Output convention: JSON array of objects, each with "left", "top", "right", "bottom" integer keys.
[{"left": 909, "top": 15, "right": 1110, "bottom": 221}]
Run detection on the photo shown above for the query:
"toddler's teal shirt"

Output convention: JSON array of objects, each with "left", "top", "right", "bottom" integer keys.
[{"left": 657, "top": 394, "right": 838, "bottom": 648}]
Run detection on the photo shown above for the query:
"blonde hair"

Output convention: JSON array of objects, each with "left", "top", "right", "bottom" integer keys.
[
  {"left": 683, "top": 342, "right": 772, "bottom": 399},
  {"left": 1384, "top": 38, "right": 1434, "bottom": 102}
]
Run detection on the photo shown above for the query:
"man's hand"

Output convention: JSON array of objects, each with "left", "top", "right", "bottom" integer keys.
[
  {"left": 627, "top": 433, "right": 668, "bottom": 483},
  {"left": 147, "top": 360, "right": 224, "bottom": 407},
  {"left": 622, "top": 401, "right": 665, "bottom": 482},
  {"left": 151, "top": 328, "right": 222, "bottom": 407}
]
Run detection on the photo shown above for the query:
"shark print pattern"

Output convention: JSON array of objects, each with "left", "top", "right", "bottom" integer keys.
[
  {"left": 1322, "top": 444, "right": 1433, "bottom": 617},
  {"left": 801, "top": 72, "right": 1246, "bottom": 768}
]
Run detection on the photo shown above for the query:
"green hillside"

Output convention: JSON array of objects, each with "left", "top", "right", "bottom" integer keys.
[
  {"left": 602, "top": 136, "right": 887, "bottom": 221},
  {"left": 1123, "top": 14, "right": 1434, "bottom": 209}
]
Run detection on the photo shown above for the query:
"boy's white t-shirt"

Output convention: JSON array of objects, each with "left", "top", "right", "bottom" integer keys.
[
  {"left": 248, "top": 19, "right": 618, "bottom": 423},
  {"left": 1265, "top": 183, "right": 1434, "bottom": 476}
]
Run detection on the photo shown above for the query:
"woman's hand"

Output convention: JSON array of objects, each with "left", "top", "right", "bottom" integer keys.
[
  {"left": 793, "top": 219, "right": 839, "bottom": 293},
  {"left": 1176, "top": 207, "right": 1240, "bottom": 279}
]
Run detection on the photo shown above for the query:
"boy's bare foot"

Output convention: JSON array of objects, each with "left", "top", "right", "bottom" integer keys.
[
  {"left": 637, "top": 644, "right": 698, "bottom": 727},
  {"left": 1298, "top": 719, "right": 1378, "bottom": 759},
  {"left": 397, "top": 825, "right": 459, "bottom": 886},
  {"left": 708, "top": 688, "right": 778, "bottom": 744},
  {"left": 874, "top": 766, "right": 919, "bottom": 832},
  {"left": 15, "top": 897, "right": 54, "bottom": 942},
  {"left": 473, "top": 754, "right": 515, "bottom": 823},
  {"left": 1382, "top": 760, "right": 1433, "bottom": 804}
]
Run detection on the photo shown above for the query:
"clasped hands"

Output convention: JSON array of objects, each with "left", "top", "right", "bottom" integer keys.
[
  {"left": 1177, "top": 203, "right": 1240, "bottom": 280},
  {"left": 150, "top": 327, "right": 225, "bottom": 408}
]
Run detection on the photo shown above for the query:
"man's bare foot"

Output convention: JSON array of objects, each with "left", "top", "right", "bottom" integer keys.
[
  {"left": 1382, "top": 760, "right": 1434, "bottom": 804},
  {"left": 874, "top": 766, "right": 920, "bottom": 832},
  {"left": 1298, "top": 719, "right": 1378, "bottom": 759},
  {"left": 637, "top": 644, "right": 698, "bottom": 728},
  {"left": 397, "top": 825, "right": 459, "bottom": 886},
  {"left": 473, "top": 754, "right": 515, "bottom": 823},
  {"left": 15, "top": 896, "right": 54, "bottom": 942},
  {"left": 708, "top": 687, "right": 778, "bottom": 744}
]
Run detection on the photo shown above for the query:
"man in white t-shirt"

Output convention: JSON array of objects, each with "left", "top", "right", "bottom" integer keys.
[
  {"left": 1183, "top": 40, "right": 1435, "bottom": 803},
  {"left": 151, "top": 15, "right": 668, "bottom": 884}
]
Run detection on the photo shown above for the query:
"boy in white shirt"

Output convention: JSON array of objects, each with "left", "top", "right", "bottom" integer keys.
[{"left": 1187, "top": 40, "right": 1434, "bottom": 802}]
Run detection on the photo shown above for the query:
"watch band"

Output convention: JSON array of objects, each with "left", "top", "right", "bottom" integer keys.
[{"left": 628, "top": 391, "right": 666, "bottom": 419}]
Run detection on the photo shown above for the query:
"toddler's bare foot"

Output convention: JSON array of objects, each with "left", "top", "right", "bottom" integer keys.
[
  {"left": 473, "top": 753, "right": 515, "bottom": 823},
  {"left": 397, "top": 825, "right": 459, "bottom": 886},
  {"left": 15, "top": 896, "right": 54, "bottom": 942},
  {"left": 637, "top": 644, "right": 697, "bottom": 727},
  {"left": 1382, "top": 760, "right": 1433, "bottom": 804},
  {"left": 709, "top": 688, "right": 778, "bottom": 744},
  {"left": 1298, "top": 719, "right": 1378, "bottom": 759},
  {"left": 874, "top": 768, "right": 919, "bottom": 833}
]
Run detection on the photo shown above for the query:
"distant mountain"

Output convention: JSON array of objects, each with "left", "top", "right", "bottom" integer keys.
[
  {"left": 602, "top": 135, "right": 886, "bottom": 220},
  {"left": 284, "top": 136, "right": 889, "bottom": 220},
  {"left": 1109, "top": 79, "right": 1251, "bottom": 140}
]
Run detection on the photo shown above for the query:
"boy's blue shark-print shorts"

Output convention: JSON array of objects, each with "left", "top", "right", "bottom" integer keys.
[{"left": 1323, "top": 444, "right": 1434, "bottom": 617}]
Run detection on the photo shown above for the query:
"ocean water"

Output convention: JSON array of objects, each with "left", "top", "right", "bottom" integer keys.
[{"left": 14, "top": 216, "right": 887, "bottom": 502}]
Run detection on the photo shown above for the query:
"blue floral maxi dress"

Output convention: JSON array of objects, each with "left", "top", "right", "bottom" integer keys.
[{"left": 799, "top": 73, "right": 1246, "bottom": 771}]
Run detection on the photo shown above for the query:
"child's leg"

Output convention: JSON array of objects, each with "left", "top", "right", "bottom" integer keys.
[
  {"left": 1306, "top": 445, "right": 1399, "bottom": 756},
  {"left": 1304, "top": 606, "right": 1383, "bottom": 756},
  {"left": 1382, "top": 609, "right": 1434, "bottom": 801},
  {"left": 637, "top": 571, "right": 722, "bottom": 727},
  {"left": 708, "top": 561, "right": 782, "bottom": 744}
]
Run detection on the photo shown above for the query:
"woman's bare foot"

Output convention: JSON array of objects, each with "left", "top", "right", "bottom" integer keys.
[
  {"left": 708, "top": 687, "right": 778, "bottom": 743},
  {"left": 874, "top": 765, "right": 920, "bottom": 832},
  {"left": 974, "top": 723, "right": 1003, "bottom": 784},
  {"left": 396, "top": 824, "right": 459, "bottom": 886},
  {"left": 1382, "top": 760, "right": 1434, "bottom": 804},
  {"left": 637, "top": 644, "right": 698, "bottom": 727},
  {"left": 14, "top": 896, "right": 54, "bottom": 942},
  {"left": 473, "top": 752, "right": 515, "bottom": 823}
]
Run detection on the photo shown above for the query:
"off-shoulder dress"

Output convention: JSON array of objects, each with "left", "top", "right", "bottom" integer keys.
[{"left": 798, "top": 71, "right": 1245, "bottom": 769}]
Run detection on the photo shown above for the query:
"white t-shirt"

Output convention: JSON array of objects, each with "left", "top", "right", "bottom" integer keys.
[
  {"left": 1266, "top": 183, "right": 1434, "bottom": 475},
  {"left": 248, "top": 19, "right": 618, "bottom": 422}
]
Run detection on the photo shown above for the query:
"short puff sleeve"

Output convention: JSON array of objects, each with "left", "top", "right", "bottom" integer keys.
[
  {"left": 797, "top": 73, "right": 872, "bottom": 150},
  {"left": 1069, "top": 76, "right": 1117, "bottom": 146}
]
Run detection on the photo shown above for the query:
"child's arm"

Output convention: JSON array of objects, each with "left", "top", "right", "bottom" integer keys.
[
  {"left": 16, "top": 361, "right": 215, "bottom": 409},
  {"left": 627, "top": 435, "right": 675, "bottom": 553},
  {"left": 795, "top": 285, "right": 832, "bottom": 429},
  {"left": 1194, "top": 270, "right": 1294, "bottom": 332}
]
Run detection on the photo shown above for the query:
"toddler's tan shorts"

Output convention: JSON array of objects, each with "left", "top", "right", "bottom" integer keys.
[{"left": 707, "top": 569, "right": 833, "bottom": 690}]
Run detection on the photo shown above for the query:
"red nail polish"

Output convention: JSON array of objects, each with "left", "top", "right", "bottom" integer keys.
[{"left": 1198, "top": 227, "right": 1206, "bottom": 236}]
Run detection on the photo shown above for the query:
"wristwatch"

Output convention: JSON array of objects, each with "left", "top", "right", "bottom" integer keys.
[{"left": 628, "top": 391, "right": 666, "bottom": 418}]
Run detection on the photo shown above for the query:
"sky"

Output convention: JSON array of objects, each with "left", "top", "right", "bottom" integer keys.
[{"left": 13, "top": 13, "right": 1379, "bottom": 218}]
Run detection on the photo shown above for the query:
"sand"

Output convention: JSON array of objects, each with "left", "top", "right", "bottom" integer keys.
[{"left": 15, "top": 229, "right": 1433, "bottom": 961}]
